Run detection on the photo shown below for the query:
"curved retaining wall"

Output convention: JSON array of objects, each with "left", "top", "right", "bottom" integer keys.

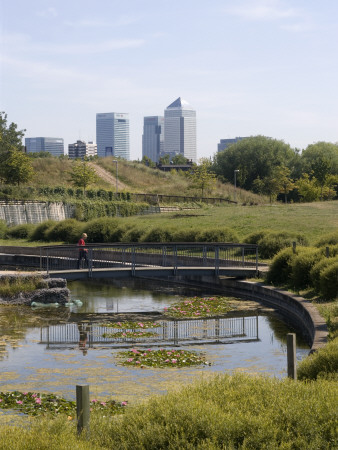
[{"left": 217, "top": 278, "right": 328, "bottom": 353}]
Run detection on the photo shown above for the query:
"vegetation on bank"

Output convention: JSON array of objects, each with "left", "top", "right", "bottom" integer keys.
[
  {"left": 0, "top": 374, "right": 336, "bottom": 449},
  {"left": 0, "top": 275, "right": 46, "bottom": 298}
]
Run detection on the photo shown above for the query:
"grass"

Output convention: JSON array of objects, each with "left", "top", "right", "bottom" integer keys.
[
  {"left": 0, "top": 275, "right": 46, "bottom": 298},
  {"left": 0, "top": 373, "right": 336, "bottom": 449}
]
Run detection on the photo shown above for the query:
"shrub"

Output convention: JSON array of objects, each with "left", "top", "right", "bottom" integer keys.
[
  {"left": 45, "top": 219, "right": 83, "bottom": 243},
  {"left": 316, "top": 231, "right": 338, "bottom": 247},
  {"left": 310, "top": 256, "right": 338, "bottom": 293},
  {"left": 0, "top": 220, "right": 8, "bottom": 239},
  {"left": 29, "top": 220, "right": 57, "bottom": 241},
  {"left": 298, "top": 338, "right": 338, "bottom": 380},
  {"left": 290, "top": 247, "right": 322, "bottom": 290},
  {"left": 319, "top": 262, "right": 338, "bottom": 300},
  {"left": 266, "top": 247, "right": 296, "bottom": 285},
  {"left": 121, "top": 227, "right": 146, "bottom": 243},
  {"left": 196, "top": 227, "right": 239, "bottom": 243},
  {"left": 141, "top": 226, "right": 175, "bottom": 243},
  {"left": 85, "top": 218, "right": 120, "bottom": 243},
  {"left": 243, "top": 230, "right": 272, "bottom": 245},
  {"left": 172, "top": 228, "right": 198, "bottom": 242},
  {"left": 257, "top": 232, "right": 308, "bottom": 259},
  {"left": 6, "top": 223, "right": 36, "bottom": 239}
]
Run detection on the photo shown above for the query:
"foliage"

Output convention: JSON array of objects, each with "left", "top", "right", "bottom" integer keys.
[
  {"left": 266, "top": 247, "right": 296, "bottom": 285},
  {"left": 0, "top": 112, "right": 25, "bottom": 154},
  {"left": 116, "top": 348, "right": 210, "bottom": 368},
  {"left": 310, "top": 257, "right": 338, "bottom": 293},
  {"left": 164, "top": 296, "right": 232, "bottom": 318},
  {"left": 171, "top": 154, "right": 189, "bottom": 165},
  {"left": 69, "top": 159, "right": 99, "bottom": 193},
  {"left": 196, "top": 227, "right": 239, "bottom": 243},
  {"left": 257, "top": 231, "right": 308, "bottom": 259},
  {"left": 297, "top": 338, "right": 338, "bottom": 380},
  {"left": 84, "top": 217, "right": 121, "bottom": 243},
  {"left": 296, "top": 173, "right": 321, "bottom": 202},
  {"left": 140, "top": 226, "right": 175, "bottom": 242},
  {"left": 141, "top": 155, "right": 155, "bottom": 167},
  {"left": 101, "top": 320, "right": 161, "bottom": 338},
  {"left": 319, "top": 262, "right": 338, "bottom": 300},
  {"left": 29, "top": 220, "right": 58, "bottom": 241},
  {"left": 0, "top": 391, "right": 126, "bottom": 417},
  {"left": 301, "top": 142, "right": 338, "bottom": 191},
  {"left": 189, "top": 158, "right": 216, "bottom": 197},
  {"left": 316, "top": 230, "right": 338, "bottom": 247},
  {"left": 45, "top": 219, "right": 83, "bottom": 244},
  {"left": 0, "top": 220, "right": 8, "bottom": 239},
  {"left": 0, "top": 149, "right": 34, "bottom": 185},
  {"left": 290, "top": 247, "right": 322, "bottom": 290},
  {"left": 6, "top": 223, "right": 35, "bottom": 239},
  {"left": 102, "top": 321, "right": 161, "bottom": 329}
]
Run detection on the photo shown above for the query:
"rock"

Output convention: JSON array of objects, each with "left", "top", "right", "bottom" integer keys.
[{"left": 29, "top": 288, "right": 70, "bottom": 305}]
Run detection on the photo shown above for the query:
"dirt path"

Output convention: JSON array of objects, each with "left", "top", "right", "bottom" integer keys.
[{"left": 89, "top": 162, "right": 128, "bottom": 191}]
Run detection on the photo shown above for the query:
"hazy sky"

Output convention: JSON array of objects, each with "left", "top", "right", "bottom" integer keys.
[{"left": 1, "top": 0, "right": 337, "bottom": 160}]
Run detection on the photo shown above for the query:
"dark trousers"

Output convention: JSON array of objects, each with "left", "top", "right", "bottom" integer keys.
[{"left": 77, "top": 250, "right": 88, "bottom": 269}]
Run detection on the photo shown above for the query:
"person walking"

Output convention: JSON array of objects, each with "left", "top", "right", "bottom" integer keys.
[{"left": 77, "top": 233, "right": 88, "bottom": 269}]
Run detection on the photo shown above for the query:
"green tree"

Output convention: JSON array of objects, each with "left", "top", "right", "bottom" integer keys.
[
  {"left": 159, "top": 154, "right": 170, "bottom": 165},
  {"left": 213, "top": 135, "right": 297, "bottom": 191},
  {"left": 171, "top": 154, "right": 188, "bottom": 165},
  {"left": 0, "top": 149, "right": 34, "bottom": 185},
  {"left": 296, "top": 173, "right": 321, "bottom": 202},
  {"left": 189, "top": 158, "right": 216, "bottom": 197},
  {"left": 141, "top": 156, "right": 155, "bottom": 167},
  {"left": 69, "top": 159, "right": 98, "bottom": 194},
  {"left": 0, "top": 112, "right": 25, "bottom": 154}
]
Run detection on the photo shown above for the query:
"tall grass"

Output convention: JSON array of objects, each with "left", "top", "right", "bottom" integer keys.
[
  {"left": 0, "top": 275, "right": 46, "bottom": 298},
  {"left": 0, "top": 374, "right": 336, "bottom": 449}
]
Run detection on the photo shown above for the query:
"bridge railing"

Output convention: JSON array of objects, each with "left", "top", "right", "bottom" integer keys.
[{"left": 40, "top": 242, "right": 258, "bottom": 275}]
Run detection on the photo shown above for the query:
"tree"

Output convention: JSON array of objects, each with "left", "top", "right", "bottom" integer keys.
[
  {"left": 141, "top": 156, "right": 155, "bottom": 167},
  {"left": 171, "top": 154, "right": 188, "bottom": 165},
  {"left": 296, "top": 173, "right": 321, "bottom": 202},
  {"left": 0, "top": 112, "right": 33, "bottom": 185},
  {"left": 159, "top": 154, "right": 170, "bottom": 165},
  {"left": 0, "top": 149, "right": 34, "bottom": 185},
  {"left": 69, "top": 159, "right": 98, "bottom": 193},
  {"left": 213, "top": 135, "right": 297, "bottom": 191},
  {"left": 189, "top": 158, "right": 216, "bottom": 197}
]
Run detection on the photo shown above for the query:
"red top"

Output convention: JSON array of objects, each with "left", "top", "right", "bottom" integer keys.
[{"left": 78, "top": 238, "right": 87, "bottom": 251}]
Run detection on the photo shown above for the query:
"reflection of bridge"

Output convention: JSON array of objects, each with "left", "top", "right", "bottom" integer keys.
[
  {"left": 40, "top": 243, "right": 259, "bottom": 280},
  {"left": 39, "top": 316, "right": 259, "bottom": 350}
]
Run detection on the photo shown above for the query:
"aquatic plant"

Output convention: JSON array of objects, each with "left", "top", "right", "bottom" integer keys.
[{"left": 163, "top": 296, "right": 232, "bottom": 318}]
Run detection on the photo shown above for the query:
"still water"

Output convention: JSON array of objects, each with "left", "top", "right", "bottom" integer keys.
[{"left": 0, "top": 279, "right": 310, "bottom": 403}]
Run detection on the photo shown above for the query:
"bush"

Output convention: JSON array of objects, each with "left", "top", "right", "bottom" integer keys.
[
  {"left": 29, "top": 220, "right": 57, "bottom": 241},
  {"left": 0, "top": 220, "right": 8, "bottom": 239},
  {"left": 172, "top": 228, "right": 198, "bottom": 242},
  {"left": 141, "top": 226, "right": 175, "bottom": 243},
  {"left": 266, "top": 247, "right": 296, "bottom": 285},
  {"left": 310, "top": 256, "right": 338, "bottom": 293},
  {"left": 290, "top": 247, "right": 322, "bottom": 290},
  {"left": 316, "top": 231, "right": 338, "bottom": 247},
  {"left": 243, "top": 230, "right": 272, "bottom": 245},
  {"left": 257, "top": 232, "right": 308, "bottom": 259},
  {"left": 6, "top": 223, "right": 36, "bottom": 239},
  {"left": 196, "top": 227, "right": 239, "bottom": 243},
  {"left": 298, "top": 338, "right": 338, "bottom": 380},
  {"left": 121, "top": 227, "right": 146, "bottom": 243},
  {"left": 85, "top": 218, "right": 121, "bottom": 243},
  {"left": 45, "top": 219, "right": 83, "bottom": 243},
  {"left": 319, "top": 262, "right": 338, "bottom": 300}
]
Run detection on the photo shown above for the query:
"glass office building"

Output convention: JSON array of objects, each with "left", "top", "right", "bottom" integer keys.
[
  {"left": 25, "top": 137, "right": 64, "bottom": 156},
  {"left": 96, "top": 112, "right": 130, "bottom": 159},
  {"left": 142, "top": 116, "right": 164, "bottom": 163},
  {"left": 164, "top": 97, "right": 196, "bottom": 163}
]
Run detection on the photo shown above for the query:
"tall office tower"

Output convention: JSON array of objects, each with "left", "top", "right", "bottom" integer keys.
[
  {"left": 96, "top": 112, "right": 130, "bottom": 159},
  {"left": 142, "top": 116, "right": 164, "bottom": 163},
  {"left": 217, "top": 137, "right": 248, "bottom": 152},
  {"left": 164, "top": 97, "right": 196, "bottom": 162},
  {"left": 25, "top": 137, "right": 64, "bottom": 156},
  {"left": 68, "top": 140, "right": 97, "bottom": 159}
]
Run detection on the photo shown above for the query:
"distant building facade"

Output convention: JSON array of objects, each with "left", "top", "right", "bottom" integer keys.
[
  {"left": 142, "top": 116, "right": 164, "bottom": 163},
  {"left": 164, "top": 97, "right": 196, "bottom": 163},
  {"left": 217, "top": 137, "right": 249, "bottom": 152},
  {"left": 68, "top": 140, "right": 97, "bottom": 159},
  {"left": 25, "top": 137, "right": 64, "bottom": 156},
  {"left": 96, "top": 112, "right": 130, "bottom": 159}
]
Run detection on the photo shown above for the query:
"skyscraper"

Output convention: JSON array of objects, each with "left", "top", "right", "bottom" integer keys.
[
  {"left": 142, "top": 116, "right": 164, "bottom": 163},
  {"left": 96, "top": 112, "right": 130, "bottom": 159},
  {"left": 164, "top": 97, "right": 196, "bottom": 162},
  {"left": 25, "top": 137, "right": 64, "bottom": 156}
]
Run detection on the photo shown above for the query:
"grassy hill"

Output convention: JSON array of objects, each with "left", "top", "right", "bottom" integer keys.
[{"left": 25, "top": 156, "right": 267, "bottom": 205}]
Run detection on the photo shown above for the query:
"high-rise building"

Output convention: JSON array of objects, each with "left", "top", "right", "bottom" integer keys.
[
  {"left": 25, "top": 137, "right": 64, "bottom": 156},
  {"left": 96, "top": 112, "right": 130, "bottom": 159},
  {"left": 164, "top": 97, "right": 196, "bottom": 162},
  {"left": 68, "top": 140, "right": 97, "bottom": 159},
  {"left": 217, "top": 137, "right": 249, "bottom": 152},
  {"left": 142, "top": 116, "right": 164, "bottom": 163}
]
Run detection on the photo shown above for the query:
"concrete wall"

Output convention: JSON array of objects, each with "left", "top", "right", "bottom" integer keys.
[{"left": 0, "top": 201, "right": 75, "bottom": 226}]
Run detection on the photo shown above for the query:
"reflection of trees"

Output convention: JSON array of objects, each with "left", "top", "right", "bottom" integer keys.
[
  {"left": 264, "top": 313, "right": 310, "bottom": 348},
  {"left": 0, "top": 306, "right": 71, "bottom": 361}
]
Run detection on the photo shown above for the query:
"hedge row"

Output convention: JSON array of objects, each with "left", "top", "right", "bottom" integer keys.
[{"left": 267, "top": 245, "right": 338, "bottom": 299}]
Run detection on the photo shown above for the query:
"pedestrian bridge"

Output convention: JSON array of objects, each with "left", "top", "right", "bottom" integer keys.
[{"left": 41, "top": 242, "right": 259, "bottom": 280}]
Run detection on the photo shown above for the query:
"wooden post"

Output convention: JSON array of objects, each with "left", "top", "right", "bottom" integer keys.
[
  {"left": 287, "top": 333, "right": 297, "bottom": 380},
  {"left": 76, "top": 384, "right": 90, "bottom": 435},
  {"left": 326, "top": 247, "right": 330, "bottom": 258},
  {"left": 292, "top": 242, "right": 297, "bottom": 254}
]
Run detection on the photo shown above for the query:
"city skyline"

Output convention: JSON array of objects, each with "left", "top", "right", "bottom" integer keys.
[{"left": 1, "top": 1, "right": 338, "bottom": 161}]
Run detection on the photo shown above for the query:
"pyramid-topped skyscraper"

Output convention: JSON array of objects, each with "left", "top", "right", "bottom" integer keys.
[{"left": 164, "top": 97, "right": 196, "bottom": 162}]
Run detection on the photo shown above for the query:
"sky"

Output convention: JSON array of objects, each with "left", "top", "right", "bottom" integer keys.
[{"left": 1, "top": 0, "right": 338, "bottom": 160}]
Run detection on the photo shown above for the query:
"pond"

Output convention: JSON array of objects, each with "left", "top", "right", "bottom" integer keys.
[{"left": 0, "top": 279, "right": 310, "bottom": 405}]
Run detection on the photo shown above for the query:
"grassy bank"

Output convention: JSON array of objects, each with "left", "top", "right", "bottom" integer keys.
[{"left": 0, "top": 373, "right": 336, "bottom": 449}]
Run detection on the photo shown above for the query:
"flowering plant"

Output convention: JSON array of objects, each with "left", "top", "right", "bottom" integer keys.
[
  {"left": 164, "top": 296, "right": 232, "bottom": 318},
  {"left": 102, "top": 330, "right": 158, "bottom": 338},
  {"left": 116, "top": 348, "right": 210, "bottom": 368},
  {"left": 102, "top": 321, "right": 161, "bottom": 329},
  {"left": 0, "top": 391, "right": 127, "bottom": 417}
]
